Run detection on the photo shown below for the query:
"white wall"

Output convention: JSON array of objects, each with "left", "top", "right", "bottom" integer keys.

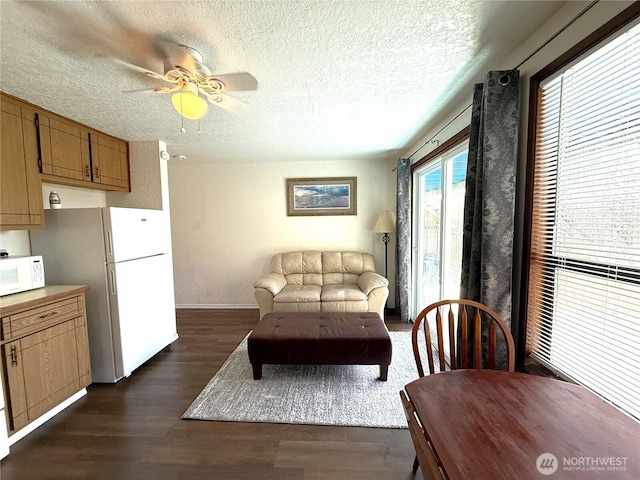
[
  {"left": 107, "top": 141, "right": 170, "bottom": 211},
  {"left": 0, "top": 230, "right": 30, "bottom": 257},
  {"left": 168, "top": 158, "right": 396, "bottom": 307}
]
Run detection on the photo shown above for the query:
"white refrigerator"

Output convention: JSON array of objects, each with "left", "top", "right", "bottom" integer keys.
[{"left": 30, "top": 207, "right": 178, "bottom": 383}]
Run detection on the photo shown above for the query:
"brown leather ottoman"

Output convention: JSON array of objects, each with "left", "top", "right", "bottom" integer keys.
[{"left": 247, "top": 311, "right": 392, "bottom": 381}]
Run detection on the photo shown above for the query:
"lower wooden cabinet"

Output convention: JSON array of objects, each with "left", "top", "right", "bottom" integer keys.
[{"left": 0, "top": 286, "right": 91, "bottom": 433}]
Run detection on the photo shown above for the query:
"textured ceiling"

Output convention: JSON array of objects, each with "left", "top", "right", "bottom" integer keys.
[{"left": 0, "top": 1, "right": 564, "bottom": 164}]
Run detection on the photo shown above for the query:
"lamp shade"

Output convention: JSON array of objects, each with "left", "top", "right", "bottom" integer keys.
[
  {"left": 373, "top": 211, "right": 396, "bottom": 233},
  {"left": 171, "top": 83, "right": 208, "bottom": 119}
]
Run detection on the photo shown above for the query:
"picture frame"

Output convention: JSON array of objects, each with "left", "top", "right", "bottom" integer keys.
[{"left": 286, "top": 177, "right": 357, "bottom": 216}]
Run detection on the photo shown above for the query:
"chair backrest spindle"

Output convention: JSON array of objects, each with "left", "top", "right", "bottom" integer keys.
[
  {"left": 448, "top": 307, "right": 456, "bottom": 370},
  {"left": 473, "top": 309, "right": 482, "bottom": 368},
  {"left": 410, "top": 299, "right": 515, "bottom": 376},
  {"left": 424, "top": 322, "right": 435, "bottom": 376},
  {"left": 488, "top": 321, "right": 497, "bottom": 369},
  {"left": 460, "top": 307, "right": 468, "bottom": 369},
  {"left": 435, "top": 310, "right": 446, "bottom": 372}
]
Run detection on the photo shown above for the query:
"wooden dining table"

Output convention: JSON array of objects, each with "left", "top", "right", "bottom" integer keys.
[{"left": 404, "top": 369, "right": 640, "bottom": 479}]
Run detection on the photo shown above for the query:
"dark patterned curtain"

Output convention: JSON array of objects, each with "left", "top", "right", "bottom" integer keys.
[
  {"left": 460, "top": 70, "right": 519, "bottom": 367},
  {"left": 396, "top": 158, "right": 411, "bottom": 322}
]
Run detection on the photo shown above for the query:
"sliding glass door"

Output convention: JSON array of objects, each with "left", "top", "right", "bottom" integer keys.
[{"left": 412, "top": 143, "right": 468, "bottom": 316}]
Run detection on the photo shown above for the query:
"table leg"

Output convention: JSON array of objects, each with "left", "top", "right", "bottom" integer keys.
[
  {"left": 252, "top": 363, "right": 262, "bottom": 380},
  {"left": 379, "top": 364, "right": 388, "bottom": 381}
]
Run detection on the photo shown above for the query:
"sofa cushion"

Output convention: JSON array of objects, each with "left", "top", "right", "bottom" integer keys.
[
  {"left": 323, "top": 272, "right": 360, "bottom": 285},
  {"left": 322, "top": 300, "right": 369, "bottom": 312},
  {"left": 335, "top": 251, "right": 375, "bottom": 273},
  {"left": 271, "top": 251, "right": 377, "bottom": 287},
  {"left": 272, "top": 251, "right": 321, "bottom": 274},
  {"left": 274, "top": 284, "right": 321, "bottom": 304},
  {"left": 274, "top": 302, "right": 321, "bottom": 313},
  {"left": 321, "top": 284, "right": 367, "bottom": 302}
]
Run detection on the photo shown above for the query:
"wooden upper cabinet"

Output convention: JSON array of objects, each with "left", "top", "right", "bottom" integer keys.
[
  {"left": 1, "top": 93, "right": 131, "bottom": 210},
  {"left": 39, "top": 114, "right": 92, "bottom": 183},
  {"left": 0, "top": 95, "right": 44, "bottom": 229},
  {"left": 39, "top": 117, "right": 130, "bottom": 192},
  {"left": 90, "top": 133, "right": 130, "bottom": 190}
]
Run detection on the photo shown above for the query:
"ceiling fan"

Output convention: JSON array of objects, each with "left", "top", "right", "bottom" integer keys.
[
  {"left": 119, "top": 42, "right": 258, "bottom": 121},
  {"left": 19, "top": 2, "right": 257, "bottom": 124}
]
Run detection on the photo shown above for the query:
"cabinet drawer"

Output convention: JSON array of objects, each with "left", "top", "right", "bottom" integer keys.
[{"left": 2, "top": 297, "right": 80, "bottom": 340}]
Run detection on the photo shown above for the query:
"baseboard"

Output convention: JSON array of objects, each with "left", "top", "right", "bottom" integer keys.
[{"left": 175, "top": 304, "right": 258, "bottom": 310}]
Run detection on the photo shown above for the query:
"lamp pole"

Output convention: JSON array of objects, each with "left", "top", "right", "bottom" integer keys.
[
  {"left": 374, "top": 210, "right": 396, "bottom": 280},
  {"left": 381, "top": 232, "right": 390, "bottom": 278}
]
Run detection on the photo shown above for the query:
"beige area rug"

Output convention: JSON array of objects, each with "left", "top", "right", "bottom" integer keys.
[{"left": 183, "top": 331, "right": 423, "bottom": 429}]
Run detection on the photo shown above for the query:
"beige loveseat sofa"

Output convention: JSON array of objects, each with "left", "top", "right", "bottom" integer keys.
[{"left": 253, "top": 251, "right": 389, "bottom": 319}]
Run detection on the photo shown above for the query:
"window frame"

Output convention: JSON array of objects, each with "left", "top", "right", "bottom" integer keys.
[
  {"left": 411, "top": 128, "right": 469, "bottom": 357},
  {"left": 519, "top": 3, "right": 640, "bottom": 368}
]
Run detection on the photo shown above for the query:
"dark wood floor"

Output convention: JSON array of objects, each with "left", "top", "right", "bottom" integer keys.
[{"left": 0, "top": 309, "right": 423, "bottom": 479}]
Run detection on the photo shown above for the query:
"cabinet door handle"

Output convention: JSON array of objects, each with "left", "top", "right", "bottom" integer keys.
[
  {"left": 85, "top": 165, "right": 90, "bottom": 177},
  {"left": 39, "top": 311, "right": 58, "bottom": 319},
  {"left": 10, "top": 345, "right": 18, "bottom": 366},
  {"left": 95, "top": 166, "right": 100, "bottom": 178}
]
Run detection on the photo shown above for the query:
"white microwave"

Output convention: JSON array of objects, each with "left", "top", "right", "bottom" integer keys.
[{"left": 0, "top": 255, "right": 45, "bottom": 297}]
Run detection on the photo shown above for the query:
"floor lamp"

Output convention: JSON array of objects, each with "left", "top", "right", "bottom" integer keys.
[{"left": 373, "top": 210, "right": 396, "bottom": 279}]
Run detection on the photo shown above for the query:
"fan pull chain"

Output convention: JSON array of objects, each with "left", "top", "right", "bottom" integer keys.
[
  {"left": 180, "top": 93, "right": 186, "bottom": 133},
  {"left": 198, "top": 119, "right": 202, "bottom": 135}
]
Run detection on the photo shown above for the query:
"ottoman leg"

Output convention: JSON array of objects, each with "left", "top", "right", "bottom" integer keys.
[
  {"left": 379, "top": 364, "right": 388, "bottom": 381},
  {"left": 252, "top": 363, "right": 263, "bottom": 380}
]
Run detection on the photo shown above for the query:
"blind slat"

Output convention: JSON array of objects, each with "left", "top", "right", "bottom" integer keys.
[{"left": 526, "top": 21, "right": 640, "bottom": 421}]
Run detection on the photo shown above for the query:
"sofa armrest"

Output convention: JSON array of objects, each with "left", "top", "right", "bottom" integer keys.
[
  {"left": 357, "top": 271, "right": 389, "bottom": 296},
  {"left": 253, "top": 273, "right": 287, "bottom": 296}
]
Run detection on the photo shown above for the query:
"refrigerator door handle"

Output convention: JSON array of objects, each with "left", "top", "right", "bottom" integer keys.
[
  {"left": 109, "top": 270, "right": 117, "bottom": 295},
  {"left": 106, "top": 230, "right": 114, "bottom": 257}
]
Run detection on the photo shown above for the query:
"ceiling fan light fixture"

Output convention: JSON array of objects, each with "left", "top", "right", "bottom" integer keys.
[{"left": 171, "top": 83, "right": 208, "bottom": 119}]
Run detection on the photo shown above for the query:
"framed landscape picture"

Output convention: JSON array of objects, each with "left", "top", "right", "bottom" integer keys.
[{"left": 286, "top": 177, "right": 357, "bottom": 216}]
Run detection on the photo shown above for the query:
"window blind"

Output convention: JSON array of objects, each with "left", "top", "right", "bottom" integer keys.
[{"left": 526, "top": 21, "right": 640, "bottom": 420}]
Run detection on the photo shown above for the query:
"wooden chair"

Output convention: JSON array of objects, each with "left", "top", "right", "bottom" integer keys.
[
  {"left": 412, "top": 299, "right": 515, "bottom": 376},
  {"left": 407, "top": 298, "right": 516, "bottom": 473}
]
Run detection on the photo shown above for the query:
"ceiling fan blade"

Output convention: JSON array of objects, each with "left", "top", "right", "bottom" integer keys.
[
  {"left": 122, "top": 88, "right": 158, "bottom": 94},
  {"left": 112, "top": 58, "right": 169, "bottom": 81},
  {"left": 208, "top": 92, "right": 248, "bottom": 113},
  {"left": 155, "top": 85, "right": 181, "bottom": 94},
  {"left": 22, "top": 1, "right": 167, "bottom": 72},
  {"left": 208, "top": 72, "right": 258, "bottom": 92}
]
